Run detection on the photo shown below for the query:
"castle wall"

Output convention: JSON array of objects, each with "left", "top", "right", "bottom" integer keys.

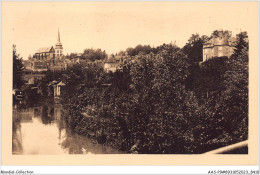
[
  {"left": 202, "top": 31, "right": 236, "bottom": 62},
  {"left": 203, "top": 47, "right": 212, "bottom": 62},
  {"left": 203, "top": 43, "right": 235, "bottom": 62}
]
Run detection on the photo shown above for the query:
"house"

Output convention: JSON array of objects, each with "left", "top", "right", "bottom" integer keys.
[
  {"left": 203, "top": 30, "right": 236, "bottom": 62},
  {"left": 104, "top": 54, "right": 124, "bottom": 73},
  {"left": 49, "top": 81, "right": 65, "bottom": 98}
]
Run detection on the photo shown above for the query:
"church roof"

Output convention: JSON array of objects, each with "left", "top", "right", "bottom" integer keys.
[{"left": 35, "top": 47, "right": 53, "bottom": 53}]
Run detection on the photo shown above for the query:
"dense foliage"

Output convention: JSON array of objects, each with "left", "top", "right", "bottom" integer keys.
[
  {"left": 35, "top": 31, "right": 248, "bottom": 154},
  {"left": 80, "top": 48, "right": 107, "bottom": 61},
  {"left": 182, "top": 34, "right": 209, "bottom": 62},
  {"left": 123, "top": 44, "right": 153, "bottom": 56}
]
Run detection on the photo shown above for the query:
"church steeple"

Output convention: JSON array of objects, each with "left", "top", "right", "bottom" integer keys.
[
  {"left": 55, "top": 28, "right": 63, "bottom": 59},
  {"left": 57, "top": 28, "right": 61, "bottom": 43}
]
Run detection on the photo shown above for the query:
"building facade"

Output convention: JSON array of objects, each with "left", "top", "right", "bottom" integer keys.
[
  {"left": 203, "top": 31, "right": 236, "bottom": 62},
  {"left": 104, "top": 54, "right": 123, "bottom": 73}
]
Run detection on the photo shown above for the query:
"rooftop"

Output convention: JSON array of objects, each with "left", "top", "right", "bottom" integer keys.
[{"left": 35, "top": 47, "right": 53, "bottom": 54}]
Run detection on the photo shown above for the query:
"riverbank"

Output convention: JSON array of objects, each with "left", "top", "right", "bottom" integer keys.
[{"left": 12, "top": 98, "right": 123, "bottom": 154}]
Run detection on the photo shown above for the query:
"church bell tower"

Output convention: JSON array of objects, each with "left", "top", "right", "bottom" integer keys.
[{"left": 55, "top": 29, "right": 63, "bottom": 59}]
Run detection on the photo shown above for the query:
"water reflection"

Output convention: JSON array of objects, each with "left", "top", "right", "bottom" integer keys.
[
  {"left": 12, "top": 100, "right": 121, "bottom": 154},
  {"left": 12, "top": 108, "right": 23, "bottom": 154},
  {"left": 61, "top": 129, "right": 120, "bottom": 154},
  {"left": 41, "top": 104, "right": 55, "bottom": 125}
]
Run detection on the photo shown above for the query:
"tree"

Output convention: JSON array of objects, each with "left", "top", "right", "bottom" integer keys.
[
  {"left": 58, "top": 33, "right": 249, "bottom": 154},
  {"left": 191, "top": 32, "right": 249, "bottom": 153},
  {"left": 214, "top": 32, "right": 249, "bottom": 147},
  {"left": 182, "top": 34, "right": 209, "bottom": 62},
  {"left": 188, "top": 33, "right": 200, "bottom": 44},
  {"left": 232, "top": 31, "right": 249, "bottom": 60},
  {"left": 125, "top": 45, "right": 152, "bottom": 56},
  {"left": 66, "top": 53, "right": 78, "bottom": 60},
  {"left": 80, "top": 48, "right": 107, "bottom": 61},
  {"left": 118, "top": 50, "right": 126, "bottom": 56},
  {"left": 127, "top": 44, "right": 200, "bottom": 153},
  {"left": 13, "top": 44, "right": 24, "bottom": 89},
  {"left": 212, "top": 30, "right": 231, "bottom": 38}
]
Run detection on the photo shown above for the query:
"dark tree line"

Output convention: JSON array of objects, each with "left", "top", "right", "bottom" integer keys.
[
  {"left": 80, "top": 48, "right": 107, "bottom": 61},
  {"left": 65, "top": 48, "right": 107, "bottom": 62},
  {"left": 13, "top": 44, "right": 24, "bottom": 90},
  {"left": 119, "top": 44, "right": 153, "bottom": 56}
]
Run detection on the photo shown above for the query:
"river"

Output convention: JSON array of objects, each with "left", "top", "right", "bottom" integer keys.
[{"left": 12, "top": 99, "right": 121, "bottom": 154}]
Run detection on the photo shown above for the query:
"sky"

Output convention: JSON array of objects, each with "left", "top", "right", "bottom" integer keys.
[{"left": 2, "top": 1, "right": 256, "bottom": 59}]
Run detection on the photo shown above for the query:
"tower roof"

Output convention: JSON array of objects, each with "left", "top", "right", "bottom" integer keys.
[
  {"left": 56, "top": 28, "right": 63, "bottom": 48},
  {"left": 57, "top": 29, "right": 61, "bottom": 43}
]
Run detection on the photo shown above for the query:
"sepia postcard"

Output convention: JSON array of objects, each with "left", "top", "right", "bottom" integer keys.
[{"left": 1, "top": 1, "right": 259, "bottom": 165}]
